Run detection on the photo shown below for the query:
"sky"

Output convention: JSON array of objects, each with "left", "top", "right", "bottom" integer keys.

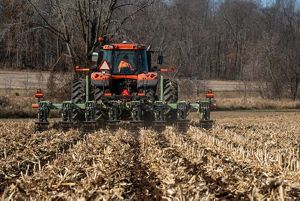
[
  {"left": 261, "top": 0, "right": 275, "bottom": 7},
  {"left": 164, "top": 0, "right": 300, "bottom": 8},
  {"left": 262, "top": 0, "right": 300, "bottom": 9}
]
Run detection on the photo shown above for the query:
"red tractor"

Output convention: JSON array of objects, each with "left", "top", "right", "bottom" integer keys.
[{"left": 33, "top": 41, "right": 215, "bottom": 131}]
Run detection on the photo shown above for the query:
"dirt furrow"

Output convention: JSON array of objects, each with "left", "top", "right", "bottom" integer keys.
[
  {"left": 67, "top": 129, "right": 161, "bottom": 200},
  {"left": 139, "top": 129, "right": 211, "bottom": 199},
  {"left": 127, "top": 130, "right": 162, "bottom": 200},
  {"left": 161, "top": 127, "right": 244, "bottom": 200}
]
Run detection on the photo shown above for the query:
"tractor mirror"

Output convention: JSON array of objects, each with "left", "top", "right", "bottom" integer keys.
[
  {"left": 157, "top": 55, "right": 164, "bottom": 65},
  {"left": 91, "top": 52, "right": 99, "bottom": 62}
]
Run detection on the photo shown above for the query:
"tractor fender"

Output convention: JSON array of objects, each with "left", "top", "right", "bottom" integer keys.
[
  {"left": 137, "top": 73, "right": 158, "bottom": 88},
  {"left": 91, "top": 72, "right": 111, "bottom": 87}
]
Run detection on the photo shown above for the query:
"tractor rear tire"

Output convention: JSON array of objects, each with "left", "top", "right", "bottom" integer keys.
[
  {"left": 163, "top": 79, "right": 178, "bottom": 103},
  {"left": 163, "top": 79, "right": 178, "bottom": 120},
  {"left": 94, "top": 87, "right": 104, "bottom": 103},
  {"left": 94, "top": 87, "right": 104, "bottom": 121},
  {"left": 71, "top": 76, "right": 86, "bottom": 104},
  {"left": 71, "top": 76, "right": 86, "bottom": 121},
  {"left": 146, "top": 89, "right": 156, "bottom": 102}
]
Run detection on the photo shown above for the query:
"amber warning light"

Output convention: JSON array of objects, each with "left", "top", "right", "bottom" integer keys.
[
  {"left": 206, "top": 89, "right": 214, "bottom": 99},
  {"left": 35, "top": 89, "right": 44, "bottom": 99},
  {"left": 32, "top": 104, "right": 39, "bottom": 109}
]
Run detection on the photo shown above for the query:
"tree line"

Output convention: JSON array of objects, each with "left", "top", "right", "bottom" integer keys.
[{"left": 0, "top": 0, "right": 299, "bottom": 99}]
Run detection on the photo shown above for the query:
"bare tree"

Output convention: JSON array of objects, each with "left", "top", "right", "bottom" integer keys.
[{"left": 26, "top": 0, "right": 154, "bottom": 65}]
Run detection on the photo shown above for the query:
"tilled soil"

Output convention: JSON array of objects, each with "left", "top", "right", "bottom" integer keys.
[{"left": 0, "top": 114, "right": 300, "bottom": 200}]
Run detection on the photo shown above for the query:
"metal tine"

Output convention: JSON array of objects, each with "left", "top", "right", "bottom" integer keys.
[
  {"left": 80, "top": 122, "right": 97, "bottom": 134},
  {"left": 34, "top": 122, "right": 49, "bottom": 133},
  {"left": 152, "top": 121, "right": 166, "bottom": 133},
  {"left": 128, "top": 121, "right": 144, "bottom": 133},
  {"left": 107, "top": 121, "right": 120, "bottom": 132},
  {"left": 175, "top": 120, "right": 189, "bottom": 133}
]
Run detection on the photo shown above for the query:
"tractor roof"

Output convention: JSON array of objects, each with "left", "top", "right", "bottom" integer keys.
[{"left": 103, "top": 42, "right": 145, "bottom": 50}]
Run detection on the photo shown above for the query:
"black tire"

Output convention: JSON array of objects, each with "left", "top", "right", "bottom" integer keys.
[
  {"left": 94, "top": 87, "right": 104, "bottom": 121},
  {"left": 94, "top": 87, "right": 104, "bottom": 103},
  {"left": 163, "top": 79, "right": 178, "bottom": 120},
  {"left": 163, "top": 79, "right": 178, "bottom": 103},
  {"left": 71, "top": 76, "right": 86, "bottom": 104},
  {"left": 71, "top": 76, "right": 85, "bottom": 121},
  {"left": 146, "top": 89, "right": 156, "bottom": 102}
]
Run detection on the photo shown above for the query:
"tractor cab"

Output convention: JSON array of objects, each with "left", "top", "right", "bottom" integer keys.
[
  {"left": 91, "top": 42, "right": 158, "bottom": 100},
  {"left": 96, "top": 42, "right": 149, "bottom": 75}
]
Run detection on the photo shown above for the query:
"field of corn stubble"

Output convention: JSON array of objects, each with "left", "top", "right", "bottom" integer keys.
[{"left": 1, "top": 112, "right": 300, "bottom": 200}]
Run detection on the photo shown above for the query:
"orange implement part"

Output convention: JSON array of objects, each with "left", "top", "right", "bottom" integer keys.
[
  {"left": 32, "top": 104, "right": 39, "bottom": 109},
  {"left": 206, "top": 93, "right": 214, "bottom": 98},
  {"left": 103, "top": 43, "right": 145, "bottom": 50},
  {"left": 138, "top": 92, "right": 145, "bottom": 96},
  {"left": 160, "top": 68, "right": 176, "bottom": 72}
]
